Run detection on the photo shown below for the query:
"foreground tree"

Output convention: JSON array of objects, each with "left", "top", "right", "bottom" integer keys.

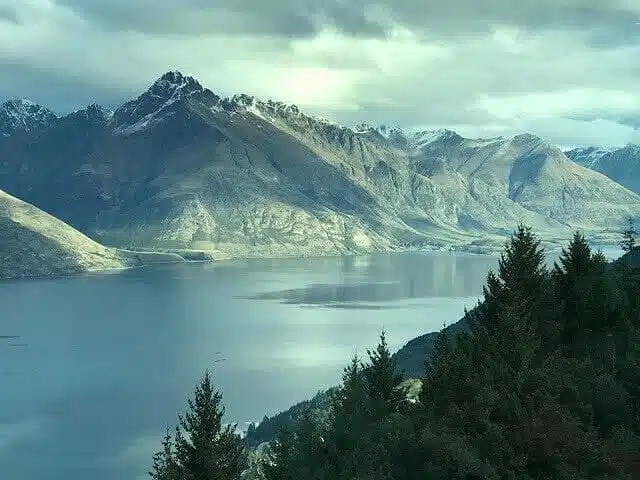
[
  {"left": 480, "top": 223, "right": 549, "bottom": 336},
  {"left": 329, "top": 354, "right": 370, "bottom": 455},
  {"left": 262, "top": 424, "right": 296, "bottom": 480},
  {"left": 174, "top": 370, "right": 247, "bottom": 480},
  {"left": 553, "top": 232, "right": 624, "bottom": 356},
  {"left": 150, "top": 370, "right": 247, "bottom": 480},
  {"left": 364, "top": 331, "right": 407, "bottom": 419},
  {"left": 149, "top": 427, "right": 180, "bottom": 480}
]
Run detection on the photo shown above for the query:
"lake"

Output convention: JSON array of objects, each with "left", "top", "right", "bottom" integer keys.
[{"left": 0, "top": 247, "right": 624, "bottom": 480}]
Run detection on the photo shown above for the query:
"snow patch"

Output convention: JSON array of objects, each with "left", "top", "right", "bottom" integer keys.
[
  {"left": 410, "top": 128, "right": 461, "bottom": 149},
  {"left": 0, "top": 99, "right": 57, "bottom": 136}
]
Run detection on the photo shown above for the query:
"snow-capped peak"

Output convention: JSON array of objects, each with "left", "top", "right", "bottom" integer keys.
[
  {"left": 410, "top": 128, "right": 462, "bottom": 148},
  {"left": 70, "top": 103, "right": 114, "bottom": 121},
  {"left": 564, "top": 145, "right": 617, "bottom": 168},
  {"left": 222, "top": 93, "right": 302, "bottom": 118},
  {"left": 112, "top": 71, "right": 215, "bottom": 135},
  {"left": 148, "top": 71, "right": 204, "bottom": 102},
  {"left": 0, "top": 98, "right": 57, "bottom": 137},
  {"left": 350, "top": 124, "right": 409, "bottom": 148},
  {"left": 353, "top": 123, "right": 404, "bottom": 137}
]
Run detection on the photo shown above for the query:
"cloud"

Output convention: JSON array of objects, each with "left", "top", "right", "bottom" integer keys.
[
  {"left": 52, "top": 0, "right": 640, "bottom": 40},
  {"left": 0, "top": 0, "right": 639, "bottom": 146}
]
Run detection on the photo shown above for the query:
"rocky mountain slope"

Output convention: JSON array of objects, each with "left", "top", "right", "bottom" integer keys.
[
  {"left": 1, "top": 71, "right": 639, "bottom": 258},
  {"left": 565, "top": 145, "right": 640, "bottom": 195},
  {"left": 0, "top": 99, "right": 57, "bottom": 137},
  {"left": 0, "top": 189, "right": 185, "bottom": 279},
  {"left": 0, "top": 189, "right": 131, "bottom": 279}
]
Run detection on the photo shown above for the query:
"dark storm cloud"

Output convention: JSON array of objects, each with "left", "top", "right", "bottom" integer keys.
[
  {"left": 56, "top": 0, "right": 639, "bottom": 44},
  {"left": 0, "top": 61, "right": 130, "bottom": 113},
  {"left": 55, "top": 0, "right": 384, "bottom": 37}
]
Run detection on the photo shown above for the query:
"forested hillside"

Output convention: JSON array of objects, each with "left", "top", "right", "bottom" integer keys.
[{"left": 149, "top": 225, "right": 640, "bottom": 480}]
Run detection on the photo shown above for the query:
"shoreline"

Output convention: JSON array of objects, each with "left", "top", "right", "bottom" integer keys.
[{"left": 0, "top": 235, "right": 626, "bottom": 282}]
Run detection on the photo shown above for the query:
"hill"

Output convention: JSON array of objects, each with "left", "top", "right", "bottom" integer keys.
[
  {"left": 0, "top": 189, "right": 184, "bottom": 279},
  {"left": 0, "top": 189, "right": 130, "bottom": 279}
]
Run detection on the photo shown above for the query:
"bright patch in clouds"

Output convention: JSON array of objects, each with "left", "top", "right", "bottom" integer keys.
[{"left": 1, "top": 0, "right": 640, "bottom": 146}]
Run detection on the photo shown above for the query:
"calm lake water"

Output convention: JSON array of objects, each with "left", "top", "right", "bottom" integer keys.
[{"left": 0, "top": 247, "right": 624, "bottom": 480}]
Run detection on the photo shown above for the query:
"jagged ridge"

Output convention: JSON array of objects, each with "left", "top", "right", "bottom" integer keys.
[{"left": 0, "top": 70, "right": 639, "bottom": 259}]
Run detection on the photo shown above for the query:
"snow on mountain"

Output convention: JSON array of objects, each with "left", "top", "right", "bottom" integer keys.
[
  {"left": 564, "top": 146, "right": 615, "bottom": 168},
  {"left": 69, "top": 103, "right": 114, "bottom": 122},
  {"left": 566, "top": 144, "right": 640, "bottom": 194},
  {"left": 0, "top": 99, "right": 57, "bottom": 137},
  {"left": 111, "top": 71, "right": 219, "bottom": 135},
  {"left": 409, "top": 129, "right": 465, "bottom": 149},
  {"left": 1, "top": 70, "right": 639, "bottom": 259}
]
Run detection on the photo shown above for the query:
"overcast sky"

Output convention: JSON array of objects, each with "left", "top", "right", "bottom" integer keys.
[{"left": 1, "top": 0, "right": 640, "bottom": 147}]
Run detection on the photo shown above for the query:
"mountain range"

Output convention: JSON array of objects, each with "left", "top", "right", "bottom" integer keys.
[
  {"left": 565, "top": 145, "right": 640, "bottom": 195},
  {"left": 1, "top": 70, "right": 639, "bottom": 270}
]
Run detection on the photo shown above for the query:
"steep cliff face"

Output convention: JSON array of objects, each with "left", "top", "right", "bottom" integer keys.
[{"left": 1, "top": 71, "right": 639, "bottom": 258}]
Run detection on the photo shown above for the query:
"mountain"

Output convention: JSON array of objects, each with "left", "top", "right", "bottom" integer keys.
[
  {"left": 0, "top": 189, "right": 132, "bottom": 279},
  {"left": 0, "top": 189, "right": 186, "bottom": 279},
  {"left": 1, "top": 71, "right": 639, "bottom": 258},
  {"left": 565, "top": 144, "right": 640, "bottom": 195},
  {"left": 0, "top": 99, "right": 57, "bottom": 137}
]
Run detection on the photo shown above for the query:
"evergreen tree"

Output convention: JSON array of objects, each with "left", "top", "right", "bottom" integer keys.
[
  {"left": 553, "top": 232, "right": 623, "bottom": 352},
  {"left": 173, "top": 370, "right": 247, "bottom": 480},
  {"left": 294, "top": 408, "right": 329, "bottom": 479},
  {"left": 552, "top": 231, "right": 594, "bottom": 347},
  {"left": 424, "top": 329, "right": 453, "bottom": 381},
  {"left": 620, "top": 217, "right": 637, "bottom": 253},
  {"left": 246, "top": 422, "right": 256, "bottom": 438},
  {"left": 326, "top": 354, "right": 370, "bottom": 478},
  {"left": 364, "top": 331, "right": 407, "bottom": 419},
  {"left": 480, "top": 223, "right": 548, "bottom": 334},
  {"left": 554, "top": 231, "right": 592, "bottom": 278},
  {"left": 331, "top": 354, "right": 370, "bottom": 440},
  {"left": 262, "top": 425, "right": 296, "bottom": 480},
  {"left": 149, "top": 426, "right": 180, "bottom": 480}
]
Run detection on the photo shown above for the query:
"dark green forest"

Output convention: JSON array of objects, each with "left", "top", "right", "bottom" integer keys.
[{"left": 150, "top": 224, "right": 640, "bottom": 480}]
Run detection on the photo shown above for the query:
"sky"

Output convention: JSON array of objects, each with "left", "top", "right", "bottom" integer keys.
[{"left": 1, "top": 0, "right": 640, "bottom": 147}]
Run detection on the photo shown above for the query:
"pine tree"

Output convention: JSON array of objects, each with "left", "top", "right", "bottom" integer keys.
[
  {"left": 327, "top": 353, "right": 370, "bottom": 474},
  {"left": 294, "top": 408, "right": 329, "bottom": 479},
  {"left": 364, "top": 331, "right": 407, "bottom": 419},
  {"left": 553, "top": 232, "right": 623, "bottom": 351},
  {"left": 554, "top": 231, "right": 592, "bottom": 278},
  {"left": 262, "top": 425, "right": 296, "bottom": 480},
  {"left": 480, "top": 224, "right": 547, "bottom": 334},
  {"left": 173, "top": 370, "right": 247, "bottom": 480},
  {"left": 149, "top": 426, "right": 180, "bottom": 480},
  {"left": 620, "top": 217, "right": 637, "bottom": 253},
  {"left": 424, "top": 329, "right": 453, "bottom": 380}
]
